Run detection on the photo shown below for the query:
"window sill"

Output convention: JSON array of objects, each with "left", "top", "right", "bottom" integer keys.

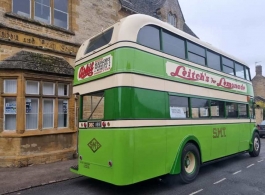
[
  {"left": 0, "top": 128, "right": 77, "bottom": 137},
  {"left": 5, "top": 12, "right": 75, "bottom": 36}
]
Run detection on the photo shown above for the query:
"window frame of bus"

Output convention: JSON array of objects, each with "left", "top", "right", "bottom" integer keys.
[
  {"left": 79, "top": 91, "right": 105, "bottom": 121},
  {"left": 84, "top": 28, "right": 114, "bottom": 55}
]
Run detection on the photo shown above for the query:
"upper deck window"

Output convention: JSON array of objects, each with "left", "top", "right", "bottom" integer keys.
[
  {"left": 137, "top": 26, "right": 161, "bottom": 51},
  {"left": 162, "top": 30, "right": 185, "bottom": 59},
  {"left": 246, "top": 67, "right": 251, "bottom": 81},
  {"left": 207, "top": 51, "right": 221, "bottom": 71},
  {"left": 187, "top": 42, "right": 206, "bottom": 65},
  {"left": 85, "top": 28, "right": 113, "bottom": 55},
  {"left": 235, "top": 63, "right": 245, "bottom": 79},
  {"left": 222, "top": 57, "right": 234, "bottom": 75}
]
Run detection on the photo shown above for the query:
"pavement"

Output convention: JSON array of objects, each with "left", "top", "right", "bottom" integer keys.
[{"left": 0, "top": 159, "right": 79, "bottom": 195}]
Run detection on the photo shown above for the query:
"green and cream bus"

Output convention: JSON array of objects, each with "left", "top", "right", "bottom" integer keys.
[{"left": 70, "top": 14, "right": 260, "bottom": 185}]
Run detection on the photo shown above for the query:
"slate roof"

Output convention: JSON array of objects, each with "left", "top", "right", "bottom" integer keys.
[
  {"left": 119, "top": 0, "right": 198, "bottom": 38},
  {"left": 0, "top": 50, "right": 74, "bottom": 76},
  {"left": 183, "top": 23, "right": 198, "bottom": 38},
  {"left": 120, "top": 0, "right": 166, "bottom": 17}
]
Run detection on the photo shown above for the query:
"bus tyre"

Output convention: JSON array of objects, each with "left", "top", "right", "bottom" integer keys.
[
  {"left": 180, "top": 143, "right": 200, "bottom": 184},
  {"left": 249, "top": 132, "right": 260, "bottom": 157}
]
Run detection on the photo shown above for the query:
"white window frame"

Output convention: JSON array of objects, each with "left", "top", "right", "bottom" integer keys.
[
  {"left": 42, "top": 99, "right": 54, "bottom": 129},
  {"left": 54, "top": 3, "right": 69, "bottom": 29},
  {"left": 34, "top": 0, "right": 52, "bottom": 24},
  {"left": 26, "top": 98, "right": 39, "bottom": 130},
  {"left": 43, "top": 82, "right": 55, "bottom": 95},
  {"left": 26, "top": 80, "right": 40, "bottom": 95},
  {"left": 58, "top": 99, "right": 68, "bottom": 128},
  {"left": 3, "top": 79, "right": 17, "bottom": 94},
  {"left": 4, "top": 97, "right": 17, "bottom": 131},
  {"left": 58, "top": 83, "right": 69, "bottom": 96}
]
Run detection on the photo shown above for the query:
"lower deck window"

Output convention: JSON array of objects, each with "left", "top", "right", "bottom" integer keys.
[
  {"left": 169, "top": 96, "right": 189, "bottom": 118},
  {"left": 191, "top": 98, "right": 210, "bottom": 118},
  {"left": 210, "top": 100, "right": 225, "bottom": 117},
  {"left": 226, "top": 102, "right": 238, "bottom": 118}
]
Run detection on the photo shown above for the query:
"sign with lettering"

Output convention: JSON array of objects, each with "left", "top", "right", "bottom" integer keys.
[
  {"left": 213, "top": 127, "right": 226, "bottom": 138},
  {"left": 5, "top": 103, "right": 16, "bottom": 114},
  {"left": 0, "top": 27, "right": 78, "bottom": 55},
  {"left": 77, "top": 55, "right": 112, "bottom": 81},
  {"left": 166, "top": 62, "right": 247, "bottom": 93}
]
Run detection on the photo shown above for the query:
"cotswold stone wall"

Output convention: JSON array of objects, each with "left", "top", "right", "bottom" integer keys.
[
  {"left": 74, "top": 0, "right": 129, "bottom": 44},
  {"left": 159, "top": 0, "right": 185, "bottom": 30}
]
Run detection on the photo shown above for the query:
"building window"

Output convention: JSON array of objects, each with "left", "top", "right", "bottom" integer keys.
[
  {"left": 26, "top": 81, "right": 39, "bottom": 94},
  {"left": 58, "top": 83, "right": 69, "bottom": 96},
  {"left": 4, "top": 80, "right": 17, "bottom": 94},
  {"left": 43, "top": 82, "right": 55, "bottom": 95},
  {"left": 12, "top": 0, "right": 69, "bottom": 29},
  {"left": 4, "top": 98, "right": 17, "bottom": 130},
  {"left": 58, "top": 99, "right": 68, "bottom": 127},
  {"left": 26, "top": 98, "right": 39, "bottom": 130},
  {"left": 168, "top": 13, "right": 176, "bottom": 27},
  {"left": 13, "top": 0, "right": 31, "bottom": 17},
  {"left": 43, "top": 99, "right": 54, "bottom": 128}
]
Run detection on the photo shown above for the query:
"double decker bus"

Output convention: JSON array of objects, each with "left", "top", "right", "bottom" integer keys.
[{"left": 70, "top": 14, "right": 260, "bottom": 185}]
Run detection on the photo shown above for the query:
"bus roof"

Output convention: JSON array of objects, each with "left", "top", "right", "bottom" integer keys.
[{"left": 76, "top": 14, "right": 248, "bottom": 67}]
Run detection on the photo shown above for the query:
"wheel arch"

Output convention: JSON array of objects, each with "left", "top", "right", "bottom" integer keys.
[{"left": 170, "top": 135, "right": 201, "bottom": 174}]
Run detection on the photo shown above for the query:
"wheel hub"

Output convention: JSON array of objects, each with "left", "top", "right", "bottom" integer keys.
[{"left": 254, "top": 137, "right": 259, "bottom": 151}]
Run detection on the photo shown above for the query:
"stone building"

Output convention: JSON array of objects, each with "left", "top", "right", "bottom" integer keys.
[
  {"left": 0, "top": 0, "right": 196, "bottom": 167},
  {"left": 252, "top": 65, "right": 265, "bottom": 123}
]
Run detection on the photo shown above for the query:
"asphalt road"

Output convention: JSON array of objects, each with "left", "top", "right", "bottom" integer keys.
[{"left": 12, "top": 138, "right": 265, "bottom": 195}]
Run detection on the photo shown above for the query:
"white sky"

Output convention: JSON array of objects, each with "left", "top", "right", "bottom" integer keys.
[{"left": 178, "top": 0, "right": 265, "bottom": 78}]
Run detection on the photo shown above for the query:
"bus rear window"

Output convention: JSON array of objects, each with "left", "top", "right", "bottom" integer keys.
[
  {"left": 81, "top": 92, "right": 104, "bottom": 120},
  {"left": 85, "top": 28, "right": 113, "bottom": 54}
]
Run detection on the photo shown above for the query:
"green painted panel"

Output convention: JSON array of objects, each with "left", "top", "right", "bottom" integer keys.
[
  {"left": 104, "top": 87, "right": 167, "bottom": 120},
  {"left": 75, "top": 122, "right": 255, "bottom": 185},
  {"left": 133, "top": 88, "right": 167, "bottom": 119},
  {"left": 104, "top": 87, "right": 133, "bottom": 119},
  {"left": 133, "top": 128, "right": 167, "bottom": 182}
]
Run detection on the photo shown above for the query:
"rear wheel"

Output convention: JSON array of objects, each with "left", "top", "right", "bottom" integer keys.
[
  {"left": 249, "top": 132, "right": 260, "bottom": 157},
  {"left": 180, "top": 143, "right": 200, "bottom": 183}
]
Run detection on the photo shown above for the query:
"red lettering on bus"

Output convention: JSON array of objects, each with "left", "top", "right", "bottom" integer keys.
[{"left": 78, "top": 62, "right": 94, "bottom": 79}]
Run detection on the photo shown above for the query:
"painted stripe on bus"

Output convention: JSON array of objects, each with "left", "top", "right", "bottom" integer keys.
[{"left": 73, "top": 73, "right": 248, "bottom": 103}]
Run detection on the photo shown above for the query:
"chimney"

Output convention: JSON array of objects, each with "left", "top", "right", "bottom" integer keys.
[{"left": 256, "top": 65, "right": 262, "bottom": 76}]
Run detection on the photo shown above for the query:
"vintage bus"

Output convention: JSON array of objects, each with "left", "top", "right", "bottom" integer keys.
[{"left": 70, "top": 14, "right": 260, "bottom": 185}]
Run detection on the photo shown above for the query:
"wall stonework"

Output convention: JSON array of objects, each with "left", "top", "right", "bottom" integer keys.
[{"left": 160, "top": 0, "right": 185, "bottom": 30}]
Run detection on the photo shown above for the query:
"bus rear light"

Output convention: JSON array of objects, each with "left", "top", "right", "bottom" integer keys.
[
  {"left": 84, "top": 123, "right": 87, "bottom": 128},
  {"left": 107, "top": 122, "right": 110, "bottom": 127},
  {"left": 102, "top": 121, "right": 106, "bottom": 127}
]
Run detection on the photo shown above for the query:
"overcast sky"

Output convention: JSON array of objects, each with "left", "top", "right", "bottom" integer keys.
[{"left": 178, "top": 0, "right": 265, "bottom": 78}]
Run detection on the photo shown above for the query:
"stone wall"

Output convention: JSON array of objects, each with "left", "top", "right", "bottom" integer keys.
[{"left": 160, "top": 0, "right": 185, "bottom": 30}]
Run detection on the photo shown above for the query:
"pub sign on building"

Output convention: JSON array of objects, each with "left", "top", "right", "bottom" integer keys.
[{"left": 0, "top": 0, "right": 196, "bottom": 167}]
